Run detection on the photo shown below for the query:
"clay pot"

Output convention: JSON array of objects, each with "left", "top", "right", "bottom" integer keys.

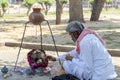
[{"left": 29, "top": 8, "right": 44, "bottom": 25}]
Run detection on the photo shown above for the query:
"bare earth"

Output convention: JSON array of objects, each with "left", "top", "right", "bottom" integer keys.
[{"left": 0, "top": 13, "right": 120, "bottom": 79}]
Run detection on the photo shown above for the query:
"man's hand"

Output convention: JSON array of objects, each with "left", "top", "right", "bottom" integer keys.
[
  {"left": 66, "top": 54, "right": 73, "bottom": 61},
  {"left": 47, "top": 55, "right": 56, "bottom": 61}
]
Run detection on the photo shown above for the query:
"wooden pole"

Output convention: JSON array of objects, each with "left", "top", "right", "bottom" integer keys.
[
  {"left": 5, "top": 42, "right": 74, "bottom": 52},
  {"left": 4, "top": 42, "right": 120, "bottom": 57}
]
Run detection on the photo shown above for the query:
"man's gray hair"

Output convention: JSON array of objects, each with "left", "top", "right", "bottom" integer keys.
[{"left": 66, "top": 21, "right": 84, "bottom": 33}]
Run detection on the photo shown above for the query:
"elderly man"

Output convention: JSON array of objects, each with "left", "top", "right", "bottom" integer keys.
[{"left": 47, "top": 21, "right": 117, "bottom": 80}]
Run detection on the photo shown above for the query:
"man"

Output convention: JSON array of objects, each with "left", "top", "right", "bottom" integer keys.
[{"left": 47, "top": 21, "right": 117, "bottom": 80}]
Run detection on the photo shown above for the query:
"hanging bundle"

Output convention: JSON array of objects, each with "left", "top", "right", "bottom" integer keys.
[{"left": 27, "top": 49, "right": 48, "bottom": 69}]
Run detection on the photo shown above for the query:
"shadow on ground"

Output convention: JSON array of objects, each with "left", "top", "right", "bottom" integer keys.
[
  {"left": 0, "top": 59, "right": 120, "bottom": 80},
  {"left": 115, "top": 65, "right": 120, "bottom": 80}
]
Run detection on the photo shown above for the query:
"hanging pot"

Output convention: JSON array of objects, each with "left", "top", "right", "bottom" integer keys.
[{"left": 29, "top": 8, "right": 45, "bottom": 25}]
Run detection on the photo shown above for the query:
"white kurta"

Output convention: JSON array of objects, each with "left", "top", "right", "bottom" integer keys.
[{"left": 56, "top": 34, "right": 117, "bottom": 80}]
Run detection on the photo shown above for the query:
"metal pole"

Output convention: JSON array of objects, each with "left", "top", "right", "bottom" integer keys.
[
  {"left": 14, "top": 21, "right": 30, "bottom": 71},
  {"left": 39, "top": 23, "right": 43, "bottom": 49},
  {"left": 45, "top": 20, "right": 62, "bottom": 67}
]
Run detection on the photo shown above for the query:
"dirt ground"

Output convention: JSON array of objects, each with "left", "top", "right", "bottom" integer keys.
[
  {"left": 0, "top": 12, "right": 120, "bottom": 79},
  {"left": 0, "top": 46, "right": 120, "bottom": 80}
]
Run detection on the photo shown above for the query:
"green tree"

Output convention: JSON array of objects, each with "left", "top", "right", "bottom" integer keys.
[
  {"left": 55, "top": 0, "right": 69, "bottom": 24},
  {"left": 69, "top": 0, "right": 84, "bottom": 22},
  {"left": 89, "top": 0, "right": 112, "bottom": 5},
  {"left": 56, "top": 0, "right": 62, "bottom": 24},
  {"left": 89, "top": 0, "right": 112, "bottom": 11},
  {"left": 60, "top": 0, "right": 69, "bottom": 7},
  {"left": 60, "top": 0, "right": 69, "bottom": 13},
  {"left": 60, "top": 0, "right": 68, "bottom": 3},
  {"left": 37, "top": 0, "right": 68, "bottom": 24},
  {"left": 22, "top": 0, "right": 35, "bottom": 16},
  {"left": 88, "top": 0, "right": 94, "bottom": 11},
  {"left": 105, "top": 0, "right": 112, "bottom": 10},
  {"left": 106, "top": 0, "right": 112, "bottom": 4},
  {"left": 38, "top": 0, "right": 55, "bottom": 15},
  {"left": 0, "top": 0, "right": 9, "bottom": 17},
  {"left": 89, "top": 0, "right": 94, "bottom": 5},
  {"left": 89, "top": 0, "right": 106, "bottom": 21}
]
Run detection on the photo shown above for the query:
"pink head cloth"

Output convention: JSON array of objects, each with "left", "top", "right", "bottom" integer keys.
[{"left": 76, "top": 29, "right": 105, "bottom": 54}]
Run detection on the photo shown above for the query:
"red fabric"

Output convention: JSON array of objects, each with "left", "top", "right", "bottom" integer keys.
[
  {"left": 27, "top": 49, "right": 48, "bottom": 68},
  {"left": 76, "top": 29, "right": 105, "bottom": 54}
]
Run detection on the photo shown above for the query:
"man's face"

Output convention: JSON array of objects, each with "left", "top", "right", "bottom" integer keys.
[{"left": 69, "top": 31, "right": 79, "bottom": 42}]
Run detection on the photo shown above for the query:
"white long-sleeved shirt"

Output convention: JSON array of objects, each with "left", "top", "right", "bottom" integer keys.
[{"left": 56, "top": 34, "right": 117, "bottom": 80}]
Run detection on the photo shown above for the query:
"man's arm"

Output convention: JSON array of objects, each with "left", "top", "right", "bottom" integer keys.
[
  {"left": 47, "top": 53, "right": 68, "bottom": 61},
  {"left": 69, "top": 49, "right": 79, "bottom": 58},
  {"left": 46, "top": 48, "right": 79, "bottom": 61},
  {"left": 47, "top": 51, "right": 76, "bottom": 61},
  {"left": 47, "top": 55, "right": 56, "bottom": 61}
]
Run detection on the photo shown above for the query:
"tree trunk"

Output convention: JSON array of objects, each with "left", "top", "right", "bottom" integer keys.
[
  {"left": 44, "top": 3, "right": 48, "bottom": 15},
  {"left": 0, "top": 8, "right": 6, "bottom": 17},
  {"left": 105, "top": 3, "right": 108, "bottom": 11},
  {"left": 56, "top": 0, "right": 62, "bottom": 25},
  {"left": 90, "top": 0, "right": 105, "bottom": 21},
  {"left": 27, "top": 7, "right": 31, "bottom": 16},
  {"left": 69, "top": 0, "right": 84, "bottom": 22},
  {"left": 0, "top": 11, "right": 2, "bottom": 17}
]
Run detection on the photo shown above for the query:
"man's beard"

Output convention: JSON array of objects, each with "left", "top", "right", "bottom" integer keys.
[{"left": 72, "top": 37, "right": 77, "bottom": 43}]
